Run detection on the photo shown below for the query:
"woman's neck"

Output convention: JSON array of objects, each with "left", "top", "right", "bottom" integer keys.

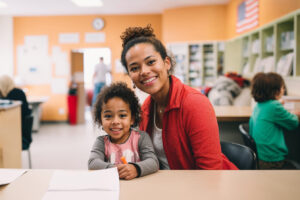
[{"left": 151, "top": 78, "right": 170, "bottom": 108}]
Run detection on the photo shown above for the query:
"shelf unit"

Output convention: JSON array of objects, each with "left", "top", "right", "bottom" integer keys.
[
  {"left": 225, "top": 9, "right": 300, "bottom": 79},
  {"left": 168, "top": 41, "right": 224, "bottom": 87}
]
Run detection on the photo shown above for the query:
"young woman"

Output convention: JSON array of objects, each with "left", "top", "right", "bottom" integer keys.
[{"left": 120, "top": 25, "right": 237, "bottom": 170}]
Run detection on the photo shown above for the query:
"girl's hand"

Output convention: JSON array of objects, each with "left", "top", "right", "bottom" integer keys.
[{"left": 116, "top": 164, "right": 138, "bottom": 180}]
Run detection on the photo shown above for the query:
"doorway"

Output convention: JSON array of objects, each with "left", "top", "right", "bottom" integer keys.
[{"left": 78, "top": 48, "right": 111, "bottom": 90}]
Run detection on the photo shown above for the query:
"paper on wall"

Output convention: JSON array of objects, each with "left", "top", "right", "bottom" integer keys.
[
  {"left": 85, "top": 32, "right": 105, "bottom": 43},
  {"left": 52, "top": 46, "right": 70, "bottom": 76},
  {"left": 59, "top": 33, "right": 79, "bottom": 44},
  {"left": 51, "top": 78, "right": 68, "bottom": 94},
  {"left": 17, "top": 35, "right": 52, "bottom": 85}
]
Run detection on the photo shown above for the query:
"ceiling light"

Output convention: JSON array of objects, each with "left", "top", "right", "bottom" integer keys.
[
  {"left": 0, "top": 1, "right": 8, "bottom": 8},
  {"left": 70, "top": 0, "right": 103, "bottom": 7}
]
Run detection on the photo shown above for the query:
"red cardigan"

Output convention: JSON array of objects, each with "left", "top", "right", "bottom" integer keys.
[{"left": 140, "top": 76, "right": 237, "bottom": 170}]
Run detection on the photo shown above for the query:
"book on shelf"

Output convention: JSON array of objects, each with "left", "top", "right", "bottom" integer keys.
[{"left": 276, "top": 52, "right": 293, "bottom": 76}]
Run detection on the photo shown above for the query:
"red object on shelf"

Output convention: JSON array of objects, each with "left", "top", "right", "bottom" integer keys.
[{"left": 67, "top": 95, "right": 77, "bottom": 125}]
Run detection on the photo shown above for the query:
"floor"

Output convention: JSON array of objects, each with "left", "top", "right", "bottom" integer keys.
[
  {"left": 22, "top": 108, "right": 244, "bottom": 169},
  {"left": 22, "top": 109, "right": 106, "bottom": 169}
]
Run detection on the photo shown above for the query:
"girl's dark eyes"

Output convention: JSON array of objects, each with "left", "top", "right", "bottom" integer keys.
[
  {"left": 120, "top": 114, "right": 127, "bottom": 118},
  {"left": 103, "top": 114, "right": 112, "bottom": 118}
]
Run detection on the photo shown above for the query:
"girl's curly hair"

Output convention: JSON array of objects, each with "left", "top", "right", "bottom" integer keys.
[
  {"left": 120, "top": 24, "right": 175, "bottom": 74},
  {"left": 93, "top": 82, "right": 141, "bottom": 127}
]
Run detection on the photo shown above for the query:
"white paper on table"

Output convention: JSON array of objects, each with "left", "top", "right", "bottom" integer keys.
[
  {"left": 42, "top": 190, "right": 119, "bottom": 200},
  {"left": 43, "top": 168, "right": 119, "bottom": 200},
  {"left": 48, "top": 168, "right": 119, "bottom": 191},
  {"left": 0, "top": 169, "right": 27, "bottom": 185}
]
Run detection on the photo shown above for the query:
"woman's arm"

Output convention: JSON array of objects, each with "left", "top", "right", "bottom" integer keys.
[
  {"left": 88, "top": 136, "right": 115, "bottom": 170},
  {"left": 183, "top": 93, "right": 223, "bottom": 169}
]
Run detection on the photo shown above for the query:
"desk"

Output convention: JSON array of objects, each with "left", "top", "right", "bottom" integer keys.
[
  {"left": 0, "top": 170, "right": 300, "bottom": 200},
  {"left": 28, "top": 96, "right": 48, "bottom": 132},
  {"left": 0, "top": 102, "right": 22, "bottom": 168},
  {"left": 214, "top": 106, "right": 252, "bottom": 122}
]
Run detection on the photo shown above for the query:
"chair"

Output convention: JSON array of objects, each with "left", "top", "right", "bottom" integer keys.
[
  {"left": 239, "top": 123, "right": 300, "bottom": 169},
  {"left": 22, "top": 115, "right": 34, "bottom": 168},
  {"left": 221, "top": 141, "right": 257, "bottom": 170},
  {"left": 238, "top": 123, "right": 259, "bottom": 168}
]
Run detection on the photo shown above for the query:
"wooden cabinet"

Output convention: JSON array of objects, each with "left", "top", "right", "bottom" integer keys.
[{"left": 0, "top": 102, "right": 22, "bottom": 168}]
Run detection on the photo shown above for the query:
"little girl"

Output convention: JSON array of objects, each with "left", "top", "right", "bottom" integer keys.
[
  {"left": 88, "top": 82, "right": 158, "bottom": 180},
  {"left": 250, "top": 72, "right": 299, "bottom": 169}
]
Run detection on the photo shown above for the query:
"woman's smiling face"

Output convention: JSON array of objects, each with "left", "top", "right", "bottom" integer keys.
[{"left": 125, "top": 43, "right": 171, "bottom": 96}]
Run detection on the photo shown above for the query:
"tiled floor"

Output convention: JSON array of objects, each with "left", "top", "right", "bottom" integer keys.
[{"left": 22, "top": 110, "right": 105, "bottom": 169}]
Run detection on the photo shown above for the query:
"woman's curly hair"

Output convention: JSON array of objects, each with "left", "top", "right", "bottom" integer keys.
[
  {"left": 120, "top": 24, "right": 175, "bottom": 74},
  {"left": 93, "top": 82, "right": 141, "bottom": 128},
  {"left": 251, "top": 72, "right": 285, "bottom": 102}
]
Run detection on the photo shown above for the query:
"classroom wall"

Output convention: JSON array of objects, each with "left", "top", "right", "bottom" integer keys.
[
  {"left": 162, "top": 5, "right": 227, "bottom": 43},
  {"left": 14, "top": 15, "right": 161, "bottom": 121},
  {"left": 226, "top": 0, "right": 300, "bottom": 39},
  {"left": 0, "top": 16, "right": 14, "bottom": 77},
  {"left": 12, "top": 1, "right": 300, "bottom": 121}
]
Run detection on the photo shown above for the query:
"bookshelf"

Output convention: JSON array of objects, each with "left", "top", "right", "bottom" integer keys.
[
  {"left": 168, "top": 41, "right": 224, "bottom": 87},
  {"left": 225, "top": 9, "right": 300, "bottom": 79}
]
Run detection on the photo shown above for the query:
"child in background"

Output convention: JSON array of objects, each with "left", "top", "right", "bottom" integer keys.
[
  {"left": 250, "top": 72, "right": 300, "bottom": 169},
  {"left": 88, "top": 82, "right": 158, "bottom": 180}
]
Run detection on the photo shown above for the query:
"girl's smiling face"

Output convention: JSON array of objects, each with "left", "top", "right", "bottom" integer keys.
[
  {"left": 125, "top": 43, "right": 171, "bottom": 97},
  {"left": 101, "top": 97, "right": 134, "bottom": 144}
]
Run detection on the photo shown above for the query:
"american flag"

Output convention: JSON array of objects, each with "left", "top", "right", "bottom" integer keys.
[{"left": 236, "top": 0, "right": 259, "bottom": 33}]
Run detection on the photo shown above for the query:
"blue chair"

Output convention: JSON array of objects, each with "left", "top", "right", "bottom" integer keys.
[{"left": 221, "top": 141, "right": 257, "bottom": 170}]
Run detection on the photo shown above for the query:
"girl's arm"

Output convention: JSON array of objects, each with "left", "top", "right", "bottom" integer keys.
[
  {"left": 273, "top": 101, "right": 299, "bottom": 130},
  {"left": 134, "top": 131, "right": 159, "bottom": 177},
  {"left": 88, "top": 136, "right": 115, "bottom": 170}
]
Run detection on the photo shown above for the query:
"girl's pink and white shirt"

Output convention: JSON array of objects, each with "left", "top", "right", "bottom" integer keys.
[{"left": 104, "top": 130, "right": 141, "bottom": 164}]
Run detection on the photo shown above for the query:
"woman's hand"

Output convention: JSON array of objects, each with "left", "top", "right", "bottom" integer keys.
[{"left": 116, "top": 164, "right": 138, "bottom": 180}]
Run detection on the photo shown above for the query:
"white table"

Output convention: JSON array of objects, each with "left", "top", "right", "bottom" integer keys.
[{"left": 28, "top": 96, "right": 48, "bottom": 132}]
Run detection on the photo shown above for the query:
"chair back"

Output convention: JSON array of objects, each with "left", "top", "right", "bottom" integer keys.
[
  {"left": 221, "top": 141, "right": 257, "bottom": 170},
  {"left": 238, "top": 123, "right": 258, "bottom": 157},
  {"left": 22, "top": 115, "right": 33, "bottom": 150}
]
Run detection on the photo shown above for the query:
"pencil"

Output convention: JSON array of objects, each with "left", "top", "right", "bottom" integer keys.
[{"left": 121, "top": 156, "right": 128, "bottom": 164}]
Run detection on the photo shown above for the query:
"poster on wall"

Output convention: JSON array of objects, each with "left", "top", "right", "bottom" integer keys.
[
  {"left": 52, "top": 46, "right": 70, "bottom": 76},
  {"left": 51, "top": 78, "right": 68, "bottom": 94},
  {"left": 84, "top": 32, "right": 105, "bottom": 43},
  {"left": 17, "top": 35, "right": 52, "bottom": 85},
  {"left": 59, "top": 33, "right": 79, "bottom": 44},
  {"left": 236, "top": 0, "right": 259, "bottom": 33}
]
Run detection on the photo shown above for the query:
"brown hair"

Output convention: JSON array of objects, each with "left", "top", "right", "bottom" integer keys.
[
  {"left": 251, "top": 72, "right": 285, "bottom": 102},
  {"left": 120, "top": 24, "right": 175, "bottom": 74},
  {"left": 93, "top": 82, "right": 141, "bottom": 127}
]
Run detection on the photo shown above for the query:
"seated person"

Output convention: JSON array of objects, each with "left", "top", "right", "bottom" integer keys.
[
  {"left": 250, "top": 72, "right": 300, "bottom": 169},
  {"left": 0, "top": 75, "right": 32, "bottom": 149}
]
